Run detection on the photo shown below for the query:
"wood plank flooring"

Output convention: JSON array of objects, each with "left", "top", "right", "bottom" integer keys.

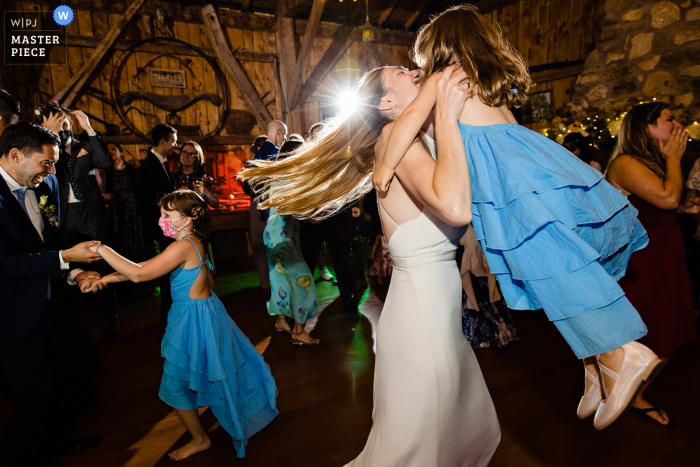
[{"left": 1, "top": 258, "right": 698, "bottom": 466}]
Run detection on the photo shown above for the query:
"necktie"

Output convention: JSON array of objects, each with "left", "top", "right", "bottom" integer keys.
[
  {"left": 16, "top": 187, "right": 29, "bottom": 217},
  {"left": 65, "top": 148, "right": 85, "bottom": 202},
  {"left": 163, "top": 162, "right": 170, "bottom": 180},
  {"left": 17, "top": 187, "right": 51, "bottom": 299}
]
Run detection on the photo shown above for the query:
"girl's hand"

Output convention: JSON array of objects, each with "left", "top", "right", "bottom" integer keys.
[
  {"left": 435, "top": 64, "right": 470, "bottom": 121},
  {"left": 679, "top": 196, "right": 700, "bottom": 214},
  {"left": 42, "top": 112, "right": 64, "bottom": 133},
  {"left": 660, "top": 125, "right": 688, "bottom": 162},
  {"left": 373, "top": 164, "right": 395, "bottom": 193},
  {"left": 72, "top": 110, "right": 95, "bottom": 135}
]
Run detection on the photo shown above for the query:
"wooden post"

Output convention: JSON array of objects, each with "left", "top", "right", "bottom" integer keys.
[
  {"left": 52, "top": 0, "right": 147, "bottom": 107},
  {"left": 276, "top": 16, "right": 298, "bottom": 130},
  {"left": 202, "top": 4, "right": 273, "bottom": 128},
  {"left": 288, "top": 0, "right": 326, "bottom": 110},
  {"left": 297, "top": 26, "right": 355, "bottom": 108},
  {"left": 365, "top": 41, "right": 388, "bottom": 67}
]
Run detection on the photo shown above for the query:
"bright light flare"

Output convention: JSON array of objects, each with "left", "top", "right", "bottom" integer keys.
[{"left": 335, "top": 89, "right": 358, "bottom": 119}]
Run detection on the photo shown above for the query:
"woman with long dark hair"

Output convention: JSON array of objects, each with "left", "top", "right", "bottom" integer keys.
[
  {"left": 606, "top": 102, "right": 698, "bottom": 426},
  {"left": 173, "top": 141, "right": 219, "bottom": 208}
]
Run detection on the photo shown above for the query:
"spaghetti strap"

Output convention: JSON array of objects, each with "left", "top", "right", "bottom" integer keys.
[
  {"left": 184, "top": 237, "right": 203, "bottom": 265},
  {"left": 377, "top": 198, "right": 398, "bottom": 227}
]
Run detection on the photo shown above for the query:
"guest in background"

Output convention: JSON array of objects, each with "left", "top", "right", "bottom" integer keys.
[
  {"left": 459, "top": 225, "right": 517, "bottom": 349},
  {"left": 37, "top": 102, "right": 119, "bottom": 348},
  {"left": 307, "top": 122, "right": 326, "bottom": 141},
  {"left": 606, "top": 102, "right": 698, "bottom": 427},
  {"left": 173, "top": 141, "right": 219, "bottom": 209},
  {"left": 0, "top": 89, "right": 20, "bottom": 133},
  {"left": 563, "top": 132, "right": 607, "bottom": 172},
  {"left": 104, "top": 143, "right": 155, "bottom": 296},
  {"left": 369, "top": 233, "right": 391, "bottom": 284},
  {"left": 245, "top": 135, "right": 270, "bottom": 289},
  {"left": 288, "top": 133, "right": 304, "bottom": 143},
  {"left": 263, "top": 138, "right": 319, "bottom": 344},
  {"left": 137, "top": 123, "right": 177, "bottom": 324}
]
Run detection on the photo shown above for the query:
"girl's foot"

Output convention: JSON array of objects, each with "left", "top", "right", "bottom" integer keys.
[
  {"left": 207, "top": 421, "right": 220, "bottom": 432},
  {"left": 168, "top": 436, "right": 211, "bottom": 461}
]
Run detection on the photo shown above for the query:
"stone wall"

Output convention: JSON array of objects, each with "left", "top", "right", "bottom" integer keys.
[{"left": 573, "top": 0, "right": 700, "bottom": 124}]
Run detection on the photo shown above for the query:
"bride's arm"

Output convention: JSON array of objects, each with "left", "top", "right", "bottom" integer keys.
[{"left": 384, "top": 67, "right": 472, "bottom": 226}]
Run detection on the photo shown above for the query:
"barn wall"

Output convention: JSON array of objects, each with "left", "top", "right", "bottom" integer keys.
[{"left": 6, "top": 2, "right": 411, "bottom": 196}]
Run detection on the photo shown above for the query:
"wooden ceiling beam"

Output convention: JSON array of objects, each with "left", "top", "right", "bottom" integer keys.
[
  {"left": 297, "top": 26, "right": 355, "bottom": 107},
  {"left": 364, "top": 41, "right": 388, "bottom": 66},
  {"left": 27, "top": 0, "right": 415, "bottom": 45},
  {"left": 67, "top": 35, "right": 276, "bottom": 62},
  {"left": 289, "top": 0, "right": 326, "bottom": 110},
  {"left": 404, "top": 0, "right": 430, "bottom": 32},
  {"left": 277, "top": 0, "right": 314, "bottom": 18},
  {"left": 53, "top": 0, "right": 147, "bottom": 107},
  {"left": 378, "top": 0, "right": 398, "bottom": 28},
  {"left": 202, "top": 4, "right": 273, "bottom": 127},
  {"left": 471, "top": 0, "right": 523, "bottom": 14}
]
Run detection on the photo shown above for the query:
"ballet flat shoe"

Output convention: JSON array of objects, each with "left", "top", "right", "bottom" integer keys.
[
  {"left": 577, "top": 366, "right": 603, "bottom": 419},
  {"left": 593, "top": 342, "right": 662, "bottom": 430}
]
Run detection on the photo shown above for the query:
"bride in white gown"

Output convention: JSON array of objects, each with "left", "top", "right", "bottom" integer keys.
[{"left": 243, "top": 65, "right": 500, "bottom": 466}]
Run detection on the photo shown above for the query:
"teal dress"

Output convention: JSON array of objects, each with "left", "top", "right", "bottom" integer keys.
[
  {"left": 461, "top": 123, "right": 648, "bottom": 359},
  {"left": 159, "top": 238, "right": 278, "bottom": 457},
  {"left": 264, "top": 209, "right": 318, "bottom": 323}
]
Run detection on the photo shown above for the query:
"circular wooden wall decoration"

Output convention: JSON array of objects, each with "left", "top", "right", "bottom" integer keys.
[{"left": 110, "top": 37, "right": 231, "bottom": 142}]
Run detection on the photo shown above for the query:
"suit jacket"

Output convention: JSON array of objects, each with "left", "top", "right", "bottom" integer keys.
[
  {"left": 136, "top": 151, "right": 175, "bottom": 243},
  {"left": 0, "top": 174, "right": 65, "bottom": 345},
  {"left": 55, "top": 134, "right": 112, "bottom": 236}
]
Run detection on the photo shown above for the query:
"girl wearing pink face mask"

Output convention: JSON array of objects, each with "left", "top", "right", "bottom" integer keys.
[
  {"left": 86, "top": 189, "right": 278, "bottom": 460},
  {"left": 606, "top": 102, "right": 698, "bottom": 427}
]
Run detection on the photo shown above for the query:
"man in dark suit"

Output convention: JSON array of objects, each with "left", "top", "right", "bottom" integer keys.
[
  {"left": 38, "top": 104, "right": 119, "bottom": 347},
  {"left": 0, "top": 121, "right": 103, "bottom": 466},
  {"left": 136, "top": 123, "right": 177, "bottom": 323}
]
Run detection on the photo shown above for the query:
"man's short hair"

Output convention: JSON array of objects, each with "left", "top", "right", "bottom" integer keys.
[
  {"left": 151, "top": 123, "right": 177, "bottom": 147},
  {"left": 0, "top": 121, "right": 60, "bottom": 157},
  {"left": 0, "top": 90, "right": 20, "bottom": 126}
]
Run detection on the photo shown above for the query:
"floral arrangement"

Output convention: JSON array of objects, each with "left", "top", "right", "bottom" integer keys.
[{"left": 38, "top": 195, "right": 59, "bottom": 228}]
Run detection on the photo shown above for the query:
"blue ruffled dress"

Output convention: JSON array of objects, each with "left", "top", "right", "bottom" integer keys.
[
  {"left": 159, "top": 238, "right": 278, "bottom": 457},
  {"left": 461, "top": 123, "right": 648, "bottom": 358}
]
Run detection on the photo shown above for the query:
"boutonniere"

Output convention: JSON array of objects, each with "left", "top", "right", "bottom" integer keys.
[
  {"left": 77, "top": 148, "right": 88, "bottom": 157},
  {"left": 39, "top": 195, "right": 59, "bottom": 228}
]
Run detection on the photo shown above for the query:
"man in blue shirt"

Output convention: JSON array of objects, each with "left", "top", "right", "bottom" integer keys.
[{"left": 255, "top": 120, "right": 287, "bottom": 162}]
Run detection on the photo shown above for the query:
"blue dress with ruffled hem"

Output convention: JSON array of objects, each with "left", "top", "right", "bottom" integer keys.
[
  {"left": 461, "top": 123, "right": 648, "bottom": 358},
  {"left": 159, "top": 238, "right": 278, "bottom": 457}
]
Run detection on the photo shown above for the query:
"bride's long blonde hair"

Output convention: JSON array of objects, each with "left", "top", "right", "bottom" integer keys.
[{"left": 240, "top": 67, "right": 391, "bottom": 220}]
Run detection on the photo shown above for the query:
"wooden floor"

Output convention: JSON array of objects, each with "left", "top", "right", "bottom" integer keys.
[{"left": 2, "top": 258, "right": 699, "bottom": 467}]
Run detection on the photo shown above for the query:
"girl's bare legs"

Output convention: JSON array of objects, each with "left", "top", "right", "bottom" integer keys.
[
  {"left": 632, "top": 358, "right": 671, "bottom": 425},
  {"left": 169, "top": 409, "right": 211, "bottom": 461}
]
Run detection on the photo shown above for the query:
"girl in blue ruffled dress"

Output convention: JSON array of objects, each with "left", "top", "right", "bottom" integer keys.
[
  {"left": 89, "top": 190, "right": 278, "bottom": 459},
  {"left": 373, "top": 5, "right": 661, "bottom": 430}
]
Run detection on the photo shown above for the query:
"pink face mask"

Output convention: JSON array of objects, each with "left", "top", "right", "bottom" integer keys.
[{"left": 158, "top": 216, "right": 185, "bottom": 238}]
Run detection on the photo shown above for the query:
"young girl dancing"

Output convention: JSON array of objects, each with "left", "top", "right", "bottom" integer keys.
[
  {"left": 372, "top": 4, "right": 659, "bottom": 430},
  {"left": 88, "top": 190, "right": 278, "bottom": 459}
]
